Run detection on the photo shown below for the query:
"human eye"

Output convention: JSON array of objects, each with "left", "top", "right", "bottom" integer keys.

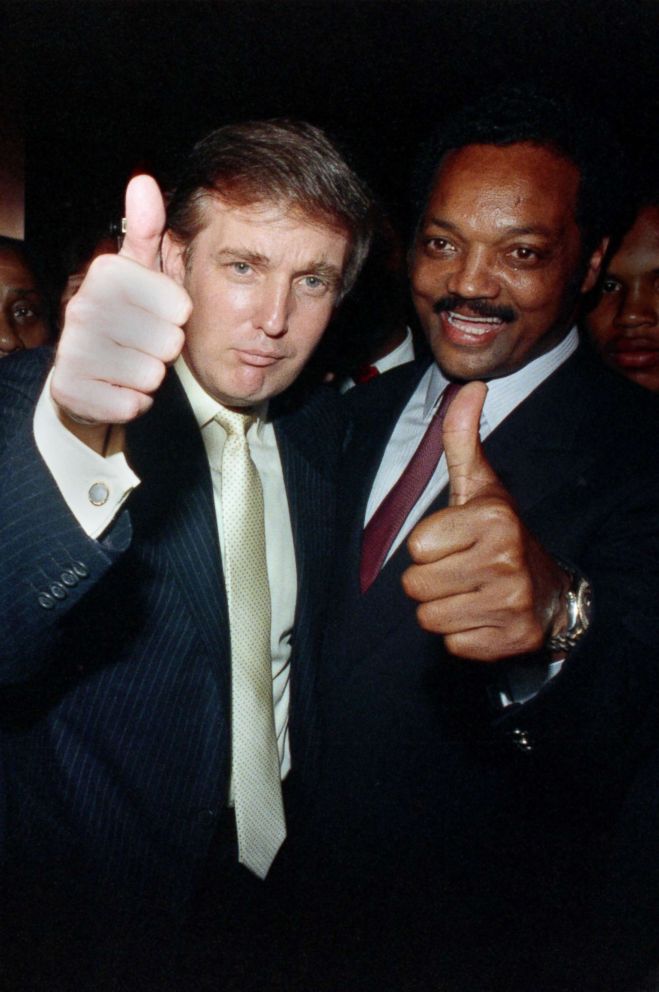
[
  {"left": 508, "top": 245, "right": 543, "bottom": 266},
  {"left": 422, "top": 236, "right": 455, "bottom": 256},
  {"left": 299, "top": 274, "right": 330, "bottom": 295},
  {"left": 601, "top": 276, "right": 622, "bottom": 294},
  {"left": 230, "top": 261, "right": 253, "bottom": 276},
  {"left": 11, "top": 299, "right": 41, "bottom": 324}
]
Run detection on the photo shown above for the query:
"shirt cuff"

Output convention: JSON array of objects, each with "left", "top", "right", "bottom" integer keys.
[
  {"left": 497, "top": 659, "right": 565, "bottom": 708},
  {"left": 33, "top": 371, "right": 141, "bottom": 539}
]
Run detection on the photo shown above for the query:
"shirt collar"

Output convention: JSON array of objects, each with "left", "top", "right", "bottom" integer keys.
[
  {"left": 174, "top": 355, "right": 269, "bottom": 436},
  {"left": 373, "top": 326, "right": 415, "bottom": 375},
  {"left": 423, "top": 327, "right": 579, "bottom": 430}
]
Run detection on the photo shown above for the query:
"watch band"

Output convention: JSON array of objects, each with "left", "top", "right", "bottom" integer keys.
[{"left": 546, "top": 566, "right": 592, "bottom": 654}]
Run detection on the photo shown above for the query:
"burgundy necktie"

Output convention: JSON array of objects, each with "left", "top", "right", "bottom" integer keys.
[{"left": 359, "top": 383, "right": 461, "bottom": 593}]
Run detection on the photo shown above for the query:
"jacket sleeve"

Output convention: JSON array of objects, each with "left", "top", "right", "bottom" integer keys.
[
  {"left": 492, "top": 432, "right": 659, "bottom": 793},
  {"left": 0, "top": 351, "right": 133, "bottom": 683}
]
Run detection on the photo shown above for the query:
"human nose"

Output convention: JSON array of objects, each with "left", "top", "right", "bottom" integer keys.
[
  {"left": 254, "top": 281, "right": 290, "bottom": 337},
  {"left": 0, "top": 321, "right": 25, "bottom": 355},
  {"left": 614, "top": 281, "right": 658, "bottom": 331},
  {"left": 446, "top": 246, "right": 499, "bottom": 299}
]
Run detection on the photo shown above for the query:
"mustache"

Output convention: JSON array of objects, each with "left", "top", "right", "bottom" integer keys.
[{"left": 432, "top": 295, "right": 516, "bottom": 324}]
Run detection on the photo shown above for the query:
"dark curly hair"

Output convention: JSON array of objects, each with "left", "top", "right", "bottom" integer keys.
[{"left": 411, "top": 85, "right": 629, "bottom": 261}]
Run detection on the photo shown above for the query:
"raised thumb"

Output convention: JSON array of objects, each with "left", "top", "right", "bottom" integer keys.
[
  {"left": 119, "top": 174, "right": 166, "bottom": 270},
  {"left": 443, "top": 381, "right": 494, "bottom": 506}
]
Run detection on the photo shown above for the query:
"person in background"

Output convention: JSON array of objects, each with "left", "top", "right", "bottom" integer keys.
[
  {"left": 308, "top": 212, "right": 421, "bottom": 391},
  {"left": 0, "top": 236, "right": 52, "bottom": 357},
  {"left": 584, "top": 186, "right": 659, "bottom": 393},
  {"left": 58, "top": 221, "right": 123, "bottom": 325}
]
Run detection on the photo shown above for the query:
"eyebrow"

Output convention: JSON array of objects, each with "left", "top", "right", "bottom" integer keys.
[
  {"left": 214, "top": 248, "right": 269, "bottom": 266},
  {"left": 6, "top": 287, "right": 42, "bottom": 297},
  {"left": 424, "top": 217, "right": 556, "bottom": 239}
]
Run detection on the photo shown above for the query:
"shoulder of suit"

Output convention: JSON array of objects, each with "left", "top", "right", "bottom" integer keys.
[
  {"left": 544, "top": 346, "right": 659, "bottom": 474},
  {"left": 0, "top": 345, "right": 54, "bottom": 394},
  {"left": 0, "top": 347, "right": 55, "bottom": 443},
  {"left": 343, "top": 355, "right": 431, "bottom": 417}
]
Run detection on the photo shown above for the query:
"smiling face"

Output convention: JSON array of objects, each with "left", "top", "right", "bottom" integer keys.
[
  {"left": 585, "top": 205, "right": 659, "bottom": 393},
  {"left": 411, "top": 142, "right": 607, "bottom": 381},
  {"left": 0, "top": 246, "right": 50, "bottom": 357},
  {"left": 162, "top": 197, "right": 349, "bottom": 407}
]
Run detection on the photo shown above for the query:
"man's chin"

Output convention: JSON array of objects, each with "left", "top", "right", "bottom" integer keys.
[{"left": 431, "top": 341, "right": 504, "bottom": 382}]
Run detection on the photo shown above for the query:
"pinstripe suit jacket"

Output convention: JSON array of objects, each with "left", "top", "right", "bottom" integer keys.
[
  {"left": 0, "top": 347, "right": 344, "bottom": 910},
  {"left": 308, "top": 347, "right": 659, "bottom": 991}
]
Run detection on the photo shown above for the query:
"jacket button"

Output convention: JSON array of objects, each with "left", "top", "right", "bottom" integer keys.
[
  {"left": 511, "top": 728, "right": 534, "bottom": 752},
  {"left": 38, "top": 592, "right": 56, "bottom": 610},
  {"left": 50, "top": 582, "right": 67, "bottom": 600},
  {"left": 60, "top": 570, "right": 79, "bottom": 588}
]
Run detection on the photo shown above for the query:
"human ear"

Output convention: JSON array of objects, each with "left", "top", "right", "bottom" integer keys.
[
  {"left": 161, "top": 231, "right": 188, "bottom": 285},
  {"left": 580, "top": 237, "right": 610, "bottom": 294}
]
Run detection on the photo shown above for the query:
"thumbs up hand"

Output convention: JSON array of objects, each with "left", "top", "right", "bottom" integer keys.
[
  {"left": 402, "top": 382, "right": 569, "bottom": 661},
  {"left": 52, "top": 175, "right": 192, "bottom": 446}
]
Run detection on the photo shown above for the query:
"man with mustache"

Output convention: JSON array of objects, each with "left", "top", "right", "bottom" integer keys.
[
  {"left": 0, "top": 119, "right": 372, "bottom": 990},
  {"left": 311, "top": 89, "right": 659, "bottom": 992}
]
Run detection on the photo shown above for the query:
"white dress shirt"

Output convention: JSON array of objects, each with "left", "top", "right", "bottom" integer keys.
[
  {"left": 340, "top": 325, "right": 416, "bottom": 393},
  {"left": 365, "top": 328, "right": 580, "bottom": 704},
  {"left": 33, "top": 356, "right": 297, "bottom": 777}
]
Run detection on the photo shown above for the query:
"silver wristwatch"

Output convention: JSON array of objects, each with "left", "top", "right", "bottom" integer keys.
[{"left": 547, "top": 568, "right": 593, "bottom": 654}]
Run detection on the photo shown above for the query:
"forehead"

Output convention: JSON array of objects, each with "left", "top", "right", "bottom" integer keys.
[
  {"left": 0, "top": 248, "right": 37, "bottom": 288},
  {"left": 425, "top": 142, "right": 581, "bottom": 233},
  {"left": 613, "top": 206, "right": 659, "bottom": 271},
  {"left": 194, "top": 195, "right": 349, "bottom": 254}
]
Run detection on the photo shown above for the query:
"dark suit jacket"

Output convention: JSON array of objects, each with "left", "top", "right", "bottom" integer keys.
[
  {"left": 0, "top": 347, "right": 344, "bottom": 918},
  {"left": 309, "top": 346, "right": 659, "bottom": 992}
]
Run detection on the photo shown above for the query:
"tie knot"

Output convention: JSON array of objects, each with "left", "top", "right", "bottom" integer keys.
[
  {"left": 435, "top": 382, "right": 461, "bottom": 416},
  {"left": 214, "top": 407, "right": 256, "bottom": 439}
]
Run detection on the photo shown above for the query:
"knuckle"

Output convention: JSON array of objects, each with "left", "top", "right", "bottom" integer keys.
[
  {"left": 511, "top": 573, "right": 535, "bottom": 613},
  {"left": 134, "top": 357, "right": 166, "bottom": 395},
  {"left": 62, "top": 291, "right": 91, "bottom": 329},
  {"left": 482, "top": 498, "right": 517, "bottom": 532},
  {"left": 505, "top": 617, "right": 544, "bottom": 655},
  {"left": 86, "top": 252, "right": 119, "bottom": 282},
  {"left": 115, "top": 390, "right": 150, "bottom": 424},
  {"left": 175, "top": 291, "right": 193, "bottom": 326},
  {"left": 401, "top": 568, "right": 416, "bottom": 598},
  {"left": 161, "top": 326, "right": 185, "bottom": 363},
  {"left": 416, "top": 601, "right": 444, "bottom": 634}
]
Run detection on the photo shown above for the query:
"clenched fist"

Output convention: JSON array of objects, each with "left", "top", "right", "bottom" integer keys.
[
  {"left": 402, "top": 381, "right": 569, "bottom": 661},
  {"left": 51, "top": 175, "right": 192, "bottom": 449}
]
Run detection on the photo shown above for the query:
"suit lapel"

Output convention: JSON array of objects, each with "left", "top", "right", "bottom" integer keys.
[
  {"left": 331, "top": 361, "right": 431, "bottom": 660},
  {"left": 483, "top": 348, "right": 601, "bottom": 520},
  {"left": 272, "top": 390, "right": 344, "bottom": 782},
  {"left": 127, "top": 372, "right": 231, "bottom": 706}
]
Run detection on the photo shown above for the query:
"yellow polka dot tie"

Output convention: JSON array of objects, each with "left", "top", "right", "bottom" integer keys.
[{"left": 215, "top": 407, "right": 286, "bottom": 879}]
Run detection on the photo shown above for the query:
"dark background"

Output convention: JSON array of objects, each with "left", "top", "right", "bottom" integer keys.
[{"left": 5, "top": 0, "right": 659, "bottom": 287}]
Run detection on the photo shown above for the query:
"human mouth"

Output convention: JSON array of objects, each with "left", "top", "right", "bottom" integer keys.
[
  {"left": 235, "top": 349, "right": 283, "bottom": 367},
  {"left": 609, "top": 338, "right": 659, "bottom": 370},
  {"left": 440, "top": 310, "right": 507, "bottom": 345}
]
